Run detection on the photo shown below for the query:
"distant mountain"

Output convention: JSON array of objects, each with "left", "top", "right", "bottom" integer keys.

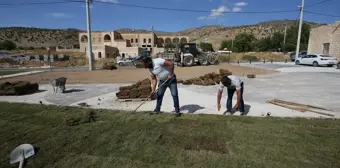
[{"left": 0, "top": 20, "right": 325, "bottom": 49}]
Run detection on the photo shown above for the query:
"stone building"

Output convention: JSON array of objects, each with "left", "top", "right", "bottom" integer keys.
[
  {"left": 79, "top": 31, "right": 189, "bottom": 60},
  {"left": 308, "top": 22, "right": 340, "bottom": 58}
]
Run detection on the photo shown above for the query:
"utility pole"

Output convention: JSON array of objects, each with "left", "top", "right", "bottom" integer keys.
[
  {"left": 295, "top": 0, "right": 304, "bottom": 61},
  {"left": 283, "top": 26, "right": 287, "bottom": 52},
  {"left": 86, "top": 0, "right": 94, "bottom": 71}
]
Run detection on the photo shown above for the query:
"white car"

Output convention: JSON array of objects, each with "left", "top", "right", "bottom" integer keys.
[
  {"left": 295, "top": 54, "right": 338, "bottom": 67},
  {"left": 117, "top": 57, "right": 136, "bottom": 66}
]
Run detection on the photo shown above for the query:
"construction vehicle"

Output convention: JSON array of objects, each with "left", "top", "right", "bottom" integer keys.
[{"left": 157, "top": 43, "right": 218, "bottom": 67}]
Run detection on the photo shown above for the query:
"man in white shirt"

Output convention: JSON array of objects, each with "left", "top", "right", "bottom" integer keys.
[
  {"left": 135, "top": 54, "right": 181, "bottom": 117},
  {"left": 217, "top": 75, "right": 245, "bottom": 115}
]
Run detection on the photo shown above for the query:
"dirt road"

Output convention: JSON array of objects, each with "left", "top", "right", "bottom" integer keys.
[{"left": 1, "top": 63, "right": 276, "bottom": 84}]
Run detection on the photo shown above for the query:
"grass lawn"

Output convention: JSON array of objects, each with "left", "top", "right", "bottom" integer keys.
[
  {"left": 0, "top": 102, "right": 339, "bottom": 168},
  {"left": 0, "top": 71, "right": 25, "bottom": 76}
]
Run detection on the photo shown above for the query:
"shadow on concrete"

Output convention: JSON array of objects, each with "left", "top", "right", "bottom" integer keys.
[
  {"left": 223, "top": 104, "right": 251, "bottom": 116},
  {"left": 63, "top": 89, "right": 85, "bottom": 93},
  {"left": 180, "top": 104, "right": 205, "bottom": 113}
]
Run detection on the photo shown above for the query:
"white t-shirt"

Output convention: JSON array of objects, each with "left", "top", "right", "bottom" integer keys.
[
  {"left": 148, "top": 58, "right": 175, "bottom": 81},
  {"left": 220, "top": 75, "right": 243, "bottom": 89}
]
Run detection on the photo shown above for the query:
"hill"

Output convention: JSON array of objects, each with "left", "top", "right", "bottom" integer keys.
[{"left": 0, "top": 20, "right": 324, "bottom": 49}]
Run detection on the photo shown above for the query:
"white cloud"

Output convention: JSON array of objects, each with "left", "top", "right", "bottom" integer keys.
[
  {"left": 198, "top": 5, "right": 229, "bottom": 20},
  {"left": 232, "top": 7, "right": 242, "bottom": 12},
  {"left": 235, "top": 2, "right": 248, "bottom": 7},
  {"left": 46, "top": 13, "right": 74, "bottom": 18},
  {"left": 97, "top": 0, "right": 119, "bottom": 3}
]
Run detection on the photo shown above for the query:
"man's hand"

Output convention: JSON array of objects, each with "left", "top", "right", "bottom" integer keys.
[
  {"left": 168, "top": 73, "right": 172, "bottom": 80},
  {"left": 217, "top": 103, "right": 221, "bottom": 111}
]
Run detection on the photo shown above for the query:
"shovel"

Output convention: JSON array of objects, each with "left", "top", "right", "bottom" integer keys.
[
  {"left": 10, "top": 144, "right": 35, "bottom": 168},
  {"left": 133, "top": 79, "right": 169, "bottom": 112}
]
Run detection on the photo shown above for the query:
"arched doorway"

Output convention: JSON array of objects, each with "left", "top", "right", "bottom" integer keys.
[
  {"left": 98, "top": 52, "right": 102, "bottom": 59},
  {"left": 180, "top": 37, "right": 187, "bottom": 43},
  {"left": 173, "top": 37, "right": 179, "bottom": 44},
  {"left": 122, "top": 53, "right": 125, "bottom": 58}
]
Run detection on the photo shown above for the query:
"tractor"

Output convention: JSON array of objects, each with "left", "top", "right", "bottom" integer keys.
[{"left": 158, "top": 43, "right": 218, "bottom": 67}]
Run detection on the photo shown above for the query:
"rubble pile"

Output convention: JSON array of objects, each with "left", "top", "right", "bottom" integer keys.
[
  {"left": 116, "top": 78, "right": 154, "bottom": 99},
  {"left": 0, "top": 81, "right": 39, "bottom": 95},
  {"left": 103, "top": 63, "right": 118, "bottom": 70},
  {"left": 181, "top": 69, "right": 232, "bottom": 86}
]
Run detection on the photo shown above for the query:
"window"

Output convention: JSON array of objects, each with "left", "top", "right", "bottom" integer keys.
[
  {"left": 148, "top": 38, "right": 152, "bottom": 43},
  {"left": 310, "top": 55, "right": 317, "bottom": 58},
  {"left": 131, "top": 39, "right": 134, "bottom": 43},
  {"left": 135, "top": 38, "right": 138, "bottom": 43},
  {"left": 323, "top": 43, "right": 330, "bottom": 55},
  {"left": 98, "top": 52, "right": 102, "bottom": 58},
  {"left": 143, "top": 38, "right": 146, "bottom": 43},
  {"left": 106, "top": 53, "right": 109, "bottom": 58}
]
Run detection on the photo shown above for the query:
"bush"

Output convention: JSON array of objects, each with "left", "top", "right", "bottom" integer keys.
[
  {"left": 217, "top": 54, "right": 230, "bottom": 63},
  {"left": 242, "top": 55, "right": 259, "bottom": 62},
  {"left": 0, "top": 40, "right": 16, "bottom": 50}
]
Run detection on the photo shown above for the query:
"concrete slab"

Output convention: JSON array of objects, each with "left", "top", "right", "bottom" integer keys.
[{"left": 0, "top": 72, "right": 338, "bottom": 118}]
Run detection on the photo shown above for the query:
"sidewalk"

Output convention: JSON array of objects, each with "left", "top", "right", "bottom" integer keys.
[{"left": 0, "top": 70, "right": 44, "bottom": 79}]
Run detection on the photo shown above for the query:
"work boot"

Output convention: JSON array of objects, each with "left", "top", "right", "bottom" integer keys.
[
  {"left": 150, "top": 109, "right": 160, "bottom": 115},
  {"left": 174, "top": 111, "right": 181, "bottom": 117}
]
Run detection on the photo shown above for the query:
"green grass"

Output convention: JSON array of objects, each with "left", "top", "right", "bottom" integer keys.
[
  {"left": 1, "top": 102, "right": 340, "bottom": 168},
  {"left": 0, "top": 70, "right": 25, "bottom": 76}
]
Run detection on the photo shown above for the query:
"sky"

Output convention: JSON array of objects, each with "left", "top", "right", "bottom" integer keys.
[{"left": 0, "top": 0, "right": 339, "bottom": 32}]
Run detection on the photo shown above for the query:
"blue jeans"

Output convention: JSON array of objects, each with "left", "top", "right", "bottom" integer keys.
[
  {"left": 227, "top": 82, "right": 244, "bottom": 113},
  {"left": 154, "top": 75, "right": 180, "bottom": 113}
]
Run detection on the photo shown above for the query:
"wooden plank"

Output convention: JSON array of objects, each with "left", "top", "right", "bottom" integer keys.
[
  {"left": 267, "top": 100, "right": 335, "bottom": 117},
  {"left": 272, "top": 99, "right": 307, "bottom": 108},
  {"left": 267, "top": 100, "right": 306, "bottom": 112},
  {"left": 273, "top": 99, "right": 333, "bottom": 112}
]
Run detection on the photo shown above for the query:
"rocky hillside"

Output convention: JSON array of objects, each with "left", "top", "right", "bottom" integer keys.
[
  {"left": 180, "top": 20, "right": 324, "bottom": 49},
  {"left": 0, "top": 20, "right": 324, "bottom": 49},
  {"left": 0, "top": 27, "right": 79, "bottom": 48}
]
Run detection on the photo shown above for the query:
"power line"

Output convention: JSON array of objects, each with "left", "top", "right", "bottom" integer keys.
[
  {"left": 93, "top": 0, "right": 299, "bottom": 14},
  {"left": 305, "top": 11, "right": 340, "bottom": 18},
  {"left": 304, "top": 0, "right": 333, "bottom": 8},
  {"left": 0, "top": 1, "right": 82, "bottom": 6}
]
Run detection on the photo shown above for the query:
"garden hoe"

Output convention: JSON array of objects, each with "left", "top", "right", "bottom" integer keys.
[
  {"left": 133, "top": 79, "right": 169, "bottom": 113},
  {"left": 10, "top": 144, "right": 35, "bottom": 168}
]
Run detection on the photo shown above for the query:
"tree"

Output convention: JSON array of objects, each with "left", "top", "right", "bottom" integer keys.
[
  {"left": 0, "top": 40, "right": 16, "bottom": 50},
  {"left": 271, "top": 32, "right": 284, "bottom": 51},
  {"left": 234, "top": 33, "right": 256, "bottom": 52},
  {"left": 219, "top": 40, "right": 232, "bottom": 50},
  {"left": 199, "top": 42, "right": 214, "bottom": 52},
  {"left": 285, "top": 22, "right": 311, "bottom": 52},
  {"left": 255, "top": 37, "right": 272, "bottom": 52}
]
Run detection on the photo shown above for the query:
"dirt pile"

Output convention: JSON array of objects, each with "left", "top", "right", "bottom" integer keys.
[
  {"left": 103, "top": 63, "right": 118, "bottom": 70},
  {"left": 181, "top": 69, "right": 232, "bottom": 86},
  {"left": 0, "top": 81, "right": 39, "bottom": 95},
  {"left": 116, "top": 78, "right": 155, "bottom": 99}
]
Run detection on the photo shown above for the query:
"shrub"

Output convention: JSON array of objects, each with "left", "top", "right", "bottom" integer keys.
[
  {"left": 242, "top": 55, "right": 259, "bottom": 62},
  {"left": 217, "top": 54, "right": 230, "bottom": 62}
]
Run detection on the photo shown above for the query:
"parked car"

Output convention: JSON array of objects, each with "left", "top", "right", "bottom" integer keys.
[
  {"left": 117, "top": 57, "right": 136, "bottom": 66},
  {"left": 295, "top": 54, "right": 338, "bottom": 67},
  {"left": 290, "top": 51, "right": 307, "bottom": 62}
]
